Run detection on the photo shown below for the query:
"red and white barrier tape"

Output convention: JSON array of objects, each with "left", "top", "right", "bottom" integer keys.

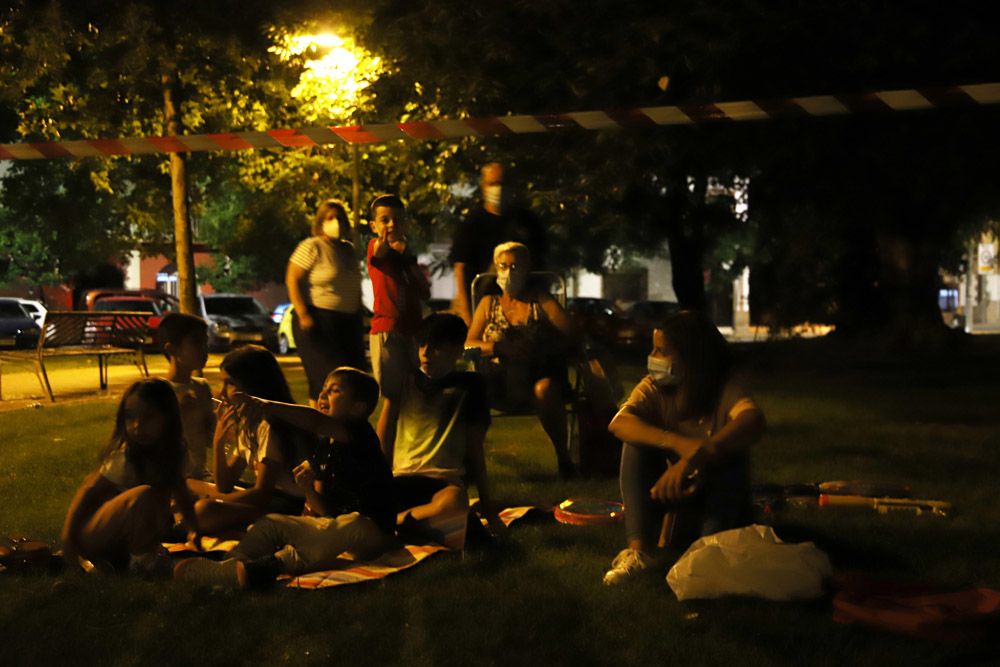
[{"left": 2, "top": 82, "right": 998, "bottom": 161}]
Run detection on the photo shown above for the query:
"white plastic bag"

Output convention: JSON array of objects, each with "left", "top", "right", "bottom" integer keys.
[{"left": 666, "top": 524, "right": 832, "bottom": 601}]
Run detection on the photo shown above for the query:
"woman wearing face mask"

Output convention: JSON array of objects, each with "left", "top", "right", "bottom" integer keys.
[
  {"left": 286, "top": 199, "right": 365, "bottom": 405},
  {"left": 465, "top": 241, "right": 577, "bottom": 478},
  {"left": 602, "top": 310, "right": 766, "bottom": 586}
]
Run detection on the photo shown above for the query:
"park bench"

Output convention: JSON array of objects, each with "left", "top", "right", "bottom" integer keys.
[{"left": 0, "top": 311, "right": 151, "bottom": 402}]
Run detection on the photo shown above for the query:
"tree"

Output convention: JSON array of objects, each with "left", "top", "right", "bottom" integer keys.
[
  {"left": 356, "top": 0, "right": 1000, "bottom": 345},
  {"left": 0, "top": 0, "right": 310, "bottom": 310}
]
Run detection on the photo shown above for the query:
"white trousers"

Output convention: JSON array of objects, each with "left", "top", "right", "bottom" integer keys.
[{"left": 232, "top": 512, "right": 393, "bottom": 574}]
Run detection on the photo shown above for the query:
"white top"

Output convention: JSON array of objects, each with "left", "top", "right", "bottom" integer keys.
[
  {"left": 234, "top": 420, "right": 305, "bottom": 499},
  {"left": 98, "top": 445, "right": 142, "bottom": 490},
  {"left": 392, "top": 377, "right": 470, "bottom": 481},
  {"left": 289, "top": 236, "right": 362, "bottom": 313}
]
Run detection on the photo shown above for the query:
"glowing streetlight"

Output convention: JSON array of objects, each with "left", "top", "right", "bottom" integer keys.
[{"left": 269, "top": 30, "right": 383, "bottom": 123}]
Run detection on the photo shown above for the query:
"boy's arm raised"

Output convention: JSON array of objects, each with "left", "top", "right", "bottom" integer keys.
[{"left": 234, "top": 394, "right": 350, "bottom": 442}]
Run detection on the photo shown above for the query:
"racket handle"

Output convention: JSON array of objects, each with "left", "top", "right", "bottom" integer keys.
[
  {"left": 818, "top": 494, "right": 874, "bottom": 508},
  {"left": 818, "top": 494, "right": 951, "bottom": 515}
]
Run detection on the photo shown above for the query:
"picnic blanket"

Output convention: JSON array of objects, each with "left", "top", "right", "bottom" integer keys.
[{"left": 166, "top": 506, "right": 539, "bottom": 590}]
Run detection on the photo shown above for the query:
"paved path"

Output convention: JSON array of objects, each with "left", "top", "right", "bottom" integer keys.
[{"left": 0, "top": 353, "right": 304, "bottom": 413}]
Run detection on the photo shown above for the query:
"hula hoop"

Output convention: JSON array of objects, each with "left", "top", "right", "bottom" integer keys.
[{"left": 553, "top": 498, "right": 624, "bottom": 526}]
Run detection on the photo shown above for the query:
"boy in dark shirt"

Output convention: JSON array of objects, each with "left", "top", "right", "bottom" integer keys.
[{"left": 174, "top": 368, "right": 395, "bottom": 588}]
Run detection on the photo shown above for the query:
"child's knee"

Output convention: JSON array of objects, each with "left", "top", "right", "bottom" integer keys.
[
  {"left": 126, "top": 485, "right": 166, "bottom": 513},
  {"left": 193, "top": 497, "right": 216, "bottom": 517},
  {"left": 434, "top": 485, "right": 469, "bottom": 513}
]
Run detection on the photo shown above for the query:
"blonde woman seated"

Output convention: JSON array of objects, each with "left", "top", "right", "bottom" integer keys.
[{"left": 465, "top": 241, "right": 577, "bottom": 478}]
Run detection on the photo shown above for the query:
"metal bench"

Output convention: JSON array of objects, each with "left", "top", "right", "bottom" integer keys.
[{"left": 0, "top": 311, "right": 151, "bottom": 402}]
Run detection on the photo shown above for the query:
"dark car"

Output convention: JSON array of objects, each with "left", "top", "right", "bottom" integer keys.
[
  {"left": 565, "top": 297, "right": 640, "bottom": 350},
  {"left": 625, "top": 300, "right": 683, "bottom": 345},
  {"left": 0, "top": 297, "right": 42, "bottom": 349},
  {"left": 198, "top": 294, "right": 279, "bottom": 351}
]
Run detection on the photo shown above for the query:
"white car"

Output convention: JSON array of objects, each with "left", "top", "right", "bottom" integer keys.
[{"left": 16, "top": 299, "right": 47, "bottom": 326}]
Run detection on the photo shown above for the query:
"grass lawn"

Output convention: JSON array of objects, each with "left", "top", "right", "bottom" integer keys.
[{"left": 2, "top": 339, "right": 999, "bottom": 665}]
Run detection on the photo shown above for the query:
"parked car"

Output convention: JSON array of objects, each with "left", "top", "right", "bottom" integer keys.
[
  {"left": 16, "top": 299, "right": 47, "bottom": 326},
  {"left": 0, "top": 297, "right": 42, "bottom": 348},
  {"left": 625, "top": 300, "right": 683, "bottom": 344},
  {"left": 565, "top": 297, "right": 640, "bottom": 350},
  {"left": 271, "top": 302, "right": 292, "bottom": 325},
  {"left": 92, "top": 296, "right": 170, "bottom": 331},
  {"left": 276, "top": 304, "right": 374, "bottom": 356},
  {"left": 277, "top": 304, "right": 296, "bottom": 354},
  {"left": 82, "top": 288, "right": 178, "bottom": 314},
  {"left": 198, "top": 294, "right": 279, "bottom": 352}
]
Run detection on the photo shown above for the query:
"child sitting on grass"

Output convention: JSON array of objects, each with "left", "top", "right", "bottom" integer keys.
[
  {"left": 603, "top": 310, "right": 766, "bottom": 585},
  {"left": 157, "top": 313, "right": 215, "bottom": 480},
  {"left": 61, "top": 378, "right": 201, "bottom": 574},
  {"left": 174, "top": 368, "right": 395, "bottom": 588},
  {"left": 387, "top": 313, "right": 501, "bottom": 547},
  {"left": 190, "top": 345, "right": 318, "bottom": 533}
]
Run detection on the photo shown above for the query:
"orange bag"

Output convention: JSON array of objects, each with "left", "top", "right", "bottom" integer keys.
[
  {"left": 832, "top": 573, "right": 1000, "bottom": 642},
  {"left": 0, "top": 535, "right": 53, "bottom": 572}
]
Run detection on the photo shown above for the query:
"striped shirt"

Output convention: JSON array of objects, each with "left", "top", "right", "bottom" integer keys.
[{"left": 289, "top": 236, "right": 362, "bottom": 313}]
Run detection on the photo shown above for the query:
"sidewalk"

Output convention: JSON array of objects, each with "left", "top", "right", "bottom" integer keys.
[{"left": 0, "top": 353, "right": 304, "bottom": 413}]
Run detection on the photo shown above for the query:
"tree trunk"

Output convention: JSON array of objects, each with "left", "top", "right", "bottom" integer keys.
[
  {"left": 162, "top": 73, "right": 197, "bottom": 315},
  {"left": 663, "top": 178, "right": 707, "bottom": 312}
]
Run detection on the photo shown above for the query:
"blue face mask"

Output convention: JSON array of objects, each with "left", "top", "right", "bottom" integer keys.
[{"left": 647, "top": 355, "right": 680, "bottom": 387}]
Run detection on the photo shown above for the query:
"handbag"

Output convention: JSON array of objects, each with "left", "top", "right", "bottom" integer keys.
[{"left": 0, "top": 535, "right": 55, "bottom": 572}]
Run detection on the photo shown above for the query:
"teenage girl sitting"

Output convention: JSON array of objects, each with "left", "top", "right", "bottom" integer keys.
[
  {"left": 61, "top": 378, "right": 201, "bottom": 574},
  {"left": 603, "top": 310, "right": 766, "bottom": 585},
  {"left": 191, "top": 345, "right": 318, "bottom": 533}
]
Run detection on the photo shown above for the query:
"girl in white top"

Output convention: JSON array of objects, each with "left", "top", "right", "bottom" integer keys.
[
  {"left": 61, "top": 379, "right": 200, "bottom": 573},
  {"left": 191, "top": 346, "right": 318, "bottom": 533}
]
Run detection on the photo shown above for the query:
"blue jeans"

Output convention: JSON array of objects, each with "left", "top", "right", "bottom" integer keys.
[{"left": 620, "top": 442, "right": 753, "bottom": 548}]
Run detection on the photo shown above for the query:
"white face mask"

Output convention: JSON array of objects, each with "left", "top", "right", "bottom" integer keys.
[
  {"left": 647, "top": 355, "right": 680, "bottom": 387},
  {"left": 483, "top": 184, "right": 503, "bottom": 211},
  {"left": 322, "top": 219, "right": 340, "bottom": 239}
]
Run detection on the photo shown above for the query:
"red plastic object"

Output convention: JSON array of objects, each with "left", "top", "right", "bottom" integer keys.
[{"left": 553, "top": 498, "right": 624, "bottom": 526}]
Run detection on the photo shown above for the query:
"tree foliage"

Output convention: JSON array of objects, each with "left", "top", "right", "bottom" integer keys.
[{"left": 2, "top": 1, "right": 998, "bottom": 345}]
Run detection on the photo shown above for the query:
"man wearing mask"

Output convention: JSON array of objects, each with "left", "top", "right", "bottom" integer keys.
[{"left": 449, "top": 162, "right": 548, "bottom": 325}]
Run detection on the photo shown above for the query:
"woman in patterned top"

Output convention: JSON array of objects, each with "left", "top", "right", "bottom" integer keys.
[{"left": 465, "top": 241, "right": 577, "bottom": 478}]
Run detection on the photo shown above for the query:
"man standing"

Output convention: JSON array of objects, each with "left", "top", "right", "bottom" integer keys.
[{"left": 450, "top": 162, "right": 547, "bottom": 324}]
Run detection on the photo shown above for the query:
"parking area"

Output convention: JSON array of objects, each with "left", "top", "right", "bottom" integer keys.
[{"left": 0, "top": 352, "right": 305, "bottom": 413}]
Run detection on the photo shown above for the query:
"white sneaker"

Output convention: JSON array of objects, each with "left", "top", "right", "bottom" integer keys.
[
  {"left": 602, "top": 548, "right": 651, "bottom": 586},
  {"left": 173, "top": 557, "right": 247, "bottom": 588}
]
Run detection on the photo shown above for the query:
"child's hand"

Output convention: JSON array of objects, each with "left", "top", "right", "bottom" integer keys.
[
  {"left": 292, "top": 460, "right": 316, "bottom": 489},
  {"left": 214, "top": 402, "right": 239, "bottom": 439}
]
